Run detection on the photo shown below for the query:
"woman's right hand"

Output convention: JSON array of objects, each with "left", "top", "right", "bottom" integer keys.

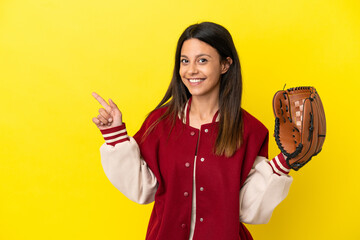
[{"left": 92, "top": 92, "right": 123, "bottom": 130}]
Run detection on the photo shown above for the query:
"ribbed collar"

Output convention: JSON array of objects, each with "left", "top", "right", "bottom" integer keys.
[{"left": 184, "top": 97, "right": 220, "bottom": 126}]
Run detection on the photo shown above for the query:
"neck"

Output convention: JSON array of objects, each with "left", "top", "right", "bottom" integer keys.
[{"left": 189, "top": 94, "right": 219, "bottom": 125}]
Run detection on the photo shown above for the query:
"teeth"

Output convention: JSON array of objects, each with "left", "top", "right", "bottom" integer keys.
[{"left": 189, "top": 79, "right": 204, "bottom": 83}]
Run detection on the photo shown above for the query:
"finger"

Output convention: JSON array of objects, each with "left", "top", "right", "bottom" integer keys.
[
  {"left": 109, "top": 98, "right": 118, "bottom": 109},
  {"left": 109, "top": 99, "right": 121, "bottom": 117},
  {"left": 92, "top": 92, "right": 111, "bottom": 112},
  {"left": 92, "top": 117, "right": 102, "bottom": 127},
  {"left": 97, "top": 114, "right": 108, "bottom": 125},
  {"left": 99, "top": 108, "right": 112, "bottom": 121}
]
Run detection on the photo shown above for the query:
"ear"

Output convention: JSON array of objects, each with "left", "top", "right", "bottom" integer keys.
[{"left": 221, "top": 57, "right": 233, "bottom": 74}]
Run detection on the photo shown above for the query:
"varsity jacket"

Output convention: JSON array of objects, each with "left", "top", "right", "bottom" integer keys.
[{"left": 99, "top": 104, "right": 293, "bottom": 240}]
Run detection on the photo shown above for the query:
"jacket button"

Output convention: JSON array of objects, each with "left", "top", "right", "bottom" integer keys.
[
  {"left": 181, "top": 223, "right": 186, "bottom": 228},
  {"left": 200, "top": 158, "right": 205, "bottom": 162},
  {"left": 200, "top": 187, "right": 204, "bottom": 191},
  {"left": 200, "top": 218, "right": 204, "bottom": 222},
  {"left": 185, "top": 162, "right": 190, "bottom": 167},
  {"left": 184, "top": 192, "right": 189, "bottom": 197},
  {"left": 190, "top": 131, "right": 195, "bottom": 136},
  {"left": 204, "top": 129, "right": 209, "bottom": 133}
]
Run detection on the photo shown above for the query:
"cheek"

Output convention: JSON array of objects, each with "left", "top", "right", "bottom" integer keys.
[
  {"left": 207, "top": 66, "right": 221, "bottom": 79},
  {"left": 179, "top": 66, "right": 185, "bottom": 77},
  {"left": 179, "top": 68, "right": 186, "bottom": 84}
]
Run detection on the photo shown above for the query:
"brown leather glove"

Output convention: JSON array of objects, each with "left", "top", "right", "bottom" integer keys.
[{"left": 273, "top": 86, "right": 326, "bottom": 170}]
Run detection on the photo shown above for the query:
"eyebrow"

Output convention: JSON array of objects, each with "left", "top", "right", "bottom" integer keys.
[{"left": 180, "top": 54, "right": 212, "bottom": 58}]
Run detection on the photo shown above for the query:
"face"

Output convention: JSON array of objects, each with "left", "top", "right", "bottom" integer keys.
[{"left": 179, "top": 38, "right": 231, "bottom": 99}]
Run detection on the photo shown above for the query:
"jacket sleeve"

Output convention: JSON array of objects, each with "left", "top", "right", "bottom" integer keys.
[
  {"left": 239, "top": 153, "right": 293, "bottom": 224},
  {"left": 99, "top": 124, "right": 158, "bottom": 205}
]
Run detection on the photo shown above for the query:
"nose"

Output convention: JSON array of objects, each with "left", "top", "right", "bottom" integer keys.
[{"left": 188, "top": 62, "right": 198, "bottom": 74}]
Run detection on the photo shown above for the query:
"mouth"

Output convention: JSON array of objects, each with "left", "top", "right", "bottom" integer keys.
[{"left": 188, "top": 78, "right": 205, "bottom": 84}]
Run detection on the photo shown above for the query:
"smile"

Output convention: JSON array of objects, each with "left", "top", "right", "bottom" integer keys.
[{"left": 188, "top": 78, "right": 205, "bottom": 83}]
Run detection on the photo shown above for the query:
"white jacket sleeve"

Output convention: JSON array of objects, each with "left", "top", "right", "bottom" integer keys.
[
  {"left": 239, "top": 154, "right": 293, "bottom": 224},
  {"left": 99, "top": 125, "right": 158, "bottom": 205}
]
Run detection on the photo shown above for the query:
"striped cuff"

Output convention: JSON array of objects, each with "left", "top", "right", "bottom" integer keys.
[
  {"left": 100, "top": 124, "right": 130, "bottom": 146},
  {"left": 268, "top": 153, "right": 291, "bottom": 176}
]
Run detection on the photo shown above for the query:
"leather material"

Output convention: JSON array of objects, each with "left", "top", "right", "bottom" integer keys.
[{"left": 273, "top": 87, "right": 326, "bottom": 170}]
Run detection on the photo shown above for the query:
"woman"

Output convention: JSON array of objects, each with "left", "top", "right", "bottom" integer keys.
[{"left": 92, "top": 22, "right": 292, "bottom": 240}]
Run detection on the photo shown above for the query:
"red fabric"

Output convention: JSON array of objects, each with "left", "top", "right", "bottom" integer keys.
[
  {"left": 100, "top": 124, "right": 126, "bottom": 134},
  {"left": 277, "top": 153, "right": 291, "bottom": 170},
  {"left": 100, "top": 123, "right": 129, "bottom": 146},
  {"left": 267, "top": 162, "right": 281, "bottom": 176},
  {"left": 273, "top": 158, "right": 288, "bottom": 174},
  {"left": 133, "top": 107, "right": 268, "bottom": 240},
  {"left": 267, "top": 153, "right": 291, "bottom": 176}
]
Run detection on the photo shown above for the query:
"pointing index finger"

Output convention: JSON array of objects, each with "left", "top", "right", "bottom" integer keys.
[{"left": 92, "top": 92, "right": 111, "bottom": 112}]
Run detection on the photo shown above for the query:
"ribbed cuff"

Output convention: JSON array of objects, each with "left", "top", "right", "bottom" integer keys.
[
  {"left": 268, "top": 153, "right": 291, "bottom": 175},
  {"left": 100, "top": 123, "right": 130, "bottom": 146}
]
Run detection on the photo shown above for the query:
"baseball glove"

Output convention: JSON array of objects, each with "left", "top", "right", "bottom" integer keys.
[{"left": 273, "top": 86, "right": 326, "bottom": 170}]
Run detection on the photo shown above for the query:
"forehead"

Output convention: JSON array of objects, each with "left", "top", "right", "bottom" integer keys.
[{"left": 181, "top": 38, "right": 219, "bottom": 57}]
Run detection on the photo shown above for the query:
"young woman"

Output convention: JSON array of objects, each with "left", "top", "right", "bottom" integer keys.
[{"left": 92, "top": 22, "right": 292, "bottom": 240}]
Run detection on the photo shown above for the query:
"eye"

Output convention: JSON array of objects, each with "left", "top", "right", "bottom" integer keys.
[
  {"left": 181, "top": 59, "right": 189, "bottom": 64},
  {"left": 198, "top": 58, "right": 208, "bottom": 63}
]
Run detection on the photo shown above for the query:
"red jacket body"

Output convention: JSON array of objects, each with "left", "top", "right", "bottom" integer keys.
[{"left": 133, "top": 107, "right": 269, "bottom": 240}]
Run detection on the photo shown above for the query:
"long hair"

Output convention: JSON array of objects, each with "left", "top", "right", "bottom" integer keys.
[{"left": 145, "top": 22, "right": 243, "bottom": 157}]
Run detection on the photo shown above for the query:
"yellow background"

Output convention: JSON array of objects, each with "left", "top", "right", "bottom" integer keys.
[{"left": 1, "top": 0, "right": 359, "bottom": 239}]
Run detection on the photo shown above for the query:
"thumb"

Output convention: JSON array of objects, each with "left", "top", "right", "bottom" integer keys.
[{"left": 108, "top": 98, "right": 118, "bottom": 109}]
